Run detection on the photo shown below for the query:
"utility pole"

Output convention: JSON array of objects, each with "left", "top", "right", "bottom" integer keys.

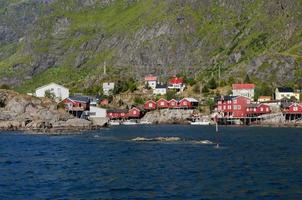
[{"left": 103, "top": 61, "right": 107, "bottom": 75}]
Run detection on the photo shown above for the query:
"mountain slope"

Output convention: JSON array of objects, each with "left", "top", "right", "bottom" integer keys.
[{"left": 0, "top": 0, "right": 302, "bottom": 93}]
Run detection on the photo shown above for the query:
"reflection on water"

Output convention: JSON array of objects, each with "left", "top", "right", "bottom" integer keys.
[{"left": 0, "top": 125, "right": 302, "bottom": 199}]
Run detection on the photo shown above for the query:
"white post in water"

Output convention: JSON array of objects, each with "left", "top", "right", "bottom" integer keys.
[{"left": 215, "top": 114, "right": 219, "bottom": 148}]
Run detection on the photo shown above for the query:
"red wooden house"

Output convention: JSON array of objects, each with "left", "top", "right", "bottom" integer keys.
[
  {"left": 169, "top": 99, "right": 179, "bottom": 109},
  {"left": 282, "top": 102, "right": 302, "bottom": 113},
  {"left": 144, "top": 100, "right": 157, "bottom": 110},
  {"left": 128, "top": 107, "right": 142, "bottom": 118},
  {"left": 246, "top": 104, "right": 271, "bottom": 117},
  {"left": 216, "top": 96, "right": 252, "bottom": 117},
  {"left": 107, "top": 109, "right": 128, "bottom": 119},
  {"left": 63, "top": 96, "right": 90, "bottom": 111},
  {"left": 157, "top": 98, "right": 169, "bottom": 109},
  {"left": 179, "top": 98, "right": 199, "bottom": 109}
]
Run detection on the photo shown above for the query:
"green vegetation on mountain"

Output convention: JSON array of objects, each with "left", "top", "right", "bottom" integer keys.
[{"left": 0, "top": 0, "right": 302, "bottom": 93}]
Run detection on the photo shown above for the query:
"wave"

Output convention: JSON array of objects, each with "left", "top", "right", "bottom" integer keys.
[
  {"left": 192, "top": 140, "right": 213, "bottom": 145},
  {"left": 131, "top": 137, "right": 181, "bottom": 142}
]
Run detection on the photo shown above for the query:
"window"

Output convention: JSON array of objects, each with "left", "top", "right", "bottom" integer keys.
[
  {"left": 260, "top": 108, "right": 263, "bottom": 112},
  {"left": 238, "top": 105, "right": 241, "bottom": 110},
  {"left": 293, "top": 106, "right": 298, "bottom": 111},
  {"left": 218, "top": 106, "right": 222, "bottom": 110},
  {"left": 161, "top": 102, "right": 164, "bottom": 106},
  {"left": 247, "top": 108, "right": 249, "bottom": 111},
  {"left": 149, "top": 103, "right": 153, "bottom": 107},
  {"left": 266, "top": 108, "right": 269, "bottom": 112},
  {"left": 133, "top": 111, "right": 137, "bottom": 114},
  {"left": 233, "top": 100, "right": 237, "bottom": 104}
]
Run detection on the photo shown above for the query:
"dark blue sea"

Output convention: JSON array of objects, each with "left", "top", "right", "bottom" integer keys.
[{"left": 0, "top": 125, "right": 302, "bottom": 199}]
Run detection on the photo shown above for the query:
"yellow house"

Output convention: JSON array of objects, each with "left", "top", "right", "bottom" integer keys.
[{"left": 275, "top": 87, "right": 300, "bottom": 101}]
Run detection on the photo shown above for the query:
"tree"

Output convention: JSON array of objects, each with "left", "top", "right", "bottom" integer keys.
[
  {"left": 165, "top": 90, "right": 177, "bottom": 100},
  {"left": 202, "top": 85, "right": 209, "bottom": 93},
  {"left": 45, "top": 90, "right": 55, "bottom": 100},
  {"left": 207, "top": 77, "right": 217, "bottom": 89},
  {"left": 244, "top": 74, "right": 251, "bottom": 83},
  {"left": 254, "top": 83, "right": 272, "bottom": 101},
  {"left": 290, "top": 96, "right": 298, "bottom": 102}
]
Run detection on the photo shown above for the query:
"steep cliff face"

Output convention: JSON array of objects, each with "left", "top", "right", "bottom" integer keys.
[{"left": 0, "top": 0, "right": 302, "bottom": 92}]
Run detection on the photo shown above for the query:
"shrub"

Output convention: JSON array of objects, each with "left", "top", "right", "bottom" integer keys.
[
  {"left": 134, "top": 97, "right": 145, "bottom": 105},
  {"left": 0, "top": 84, "right": 10, "bottom": 90}
]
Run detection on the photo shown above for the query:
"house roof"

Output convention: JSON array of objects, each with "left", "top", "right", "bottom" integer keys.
[
  {"left": 289, "top": 103, "right": 302, "bottom": 107},
  {"left": 129, "top": 107, "right": 142, "bottom": 111},
  {"left": 155, "top": 83, "right": 167, "bottom": 89},
  {"left": 145, "top": 100, "right": 156, "bottom": 104},
  {"left": 169, "top": 77, "right": 184, "bottom": 84},
  {"left": 144, "top": 75, "right": 157, "bottom": 81},
  {"left": 157, "top": 98, "right": 168, "bottom": 102},
  {"left": 107, "top": 109, "right": 128, "bottom": 113},
  {"left": 215, "top": 95, "right": 237, "bottom": 102},
  {"left": 232, "top": 83, "right": 255, "bottom": 90},
  {"left": 169, "top": 99, "right": 178, "bottom": 102},
  {"left": 36, "top": 82, "right": 69, "bottom": 91},
  {"left": 277, "top": 87, "right": 294, "bottom": 93},
  {"left": 68, "top": 95, "right": 90, "bottom": 103},
  {"left": 259, "top": 96, "right": 272, "bottom": 99},
  {"left": 247, "top": 104, "right": 262, "bottom": 108},
  {"left": 181, "top": 98, "right": 199, "bottom": 103}
]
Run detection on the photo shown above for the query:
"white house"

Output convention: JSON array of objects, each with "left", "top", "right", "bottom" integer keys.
[
  {"left": 89, "top": 106, "right": 107, "bottom": 118},
  {"left": 103, "top": 82, "right": 115, "bottom": 95},
  {"left": 168, "top": 77, "right": 185, "bottom": 91},
  {"left": 232, "top": 83, "right": 255, "bottom": 99},
  {"left": 144, "top": 75, "right": 157, "bottom": 89},
  {"left": 153, "top": 83, "right": 167, "bottom": 95},
  {"left": 275, "top": 87, "right": 300, "bottom": 101},
  {"left": 35, "top": 82, "right": 69, "bottom": 102}
]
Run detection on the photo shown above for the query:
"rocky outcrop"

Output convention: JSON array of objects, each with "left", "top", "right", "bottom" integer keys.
[
  {"left": 0, "top": 89, "right": 95, "bottom": 133},
  {"left": 141, "top": 109, "right": 194, "bottom": 124}
]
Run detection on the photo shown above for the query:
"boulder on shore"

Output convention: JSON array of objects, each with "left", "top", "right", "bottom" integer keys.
[{"left": 141, "top": 109, "right": 194, "bottom": 124}]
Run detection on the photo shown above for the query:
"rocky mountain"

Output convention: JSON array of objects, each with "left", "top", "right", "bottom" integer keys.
[{"left": 0, "top": 0, "right": 302, "bottom": 92}]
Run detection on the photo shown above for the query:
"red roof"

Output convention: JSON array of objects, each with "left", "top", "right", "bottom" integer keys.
[
  {"left": 169, "top": 77, "right": 184, "bottom": 84},
  {"left": 145, "top": 75, "right": 157, "bottom": 81},
  {"left": 232, "top": 84, "right": 255, "bottom": 90}
]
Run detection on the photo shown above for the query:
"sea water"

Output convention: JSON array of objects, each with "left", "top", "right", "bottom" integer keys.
[{"left": 0, "top": 125, "right": 301, "bottom": 199}]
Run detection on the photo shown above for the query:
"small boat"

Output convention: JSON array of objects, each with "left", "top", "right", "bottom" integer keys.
[
  {"left": 109, "top": 121, "right": 120, "bottom": 126},
  {"left": 190, "top": 121, "right": 210, "bottom": 125},
  {"left": 122, "top": 120, "right": 138, "bottom": 125},
  {"left": 140, "top": 121, "right": 152, "bottom": 125},
  {"left": 189, "top": 116, "right": 210, "bottom": 125}
]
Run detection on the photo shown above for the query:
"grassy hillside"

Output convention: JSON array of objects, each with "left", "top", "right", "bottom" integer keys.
[{"left": 0, "top": 0, "right": 302, "bottom": 93}]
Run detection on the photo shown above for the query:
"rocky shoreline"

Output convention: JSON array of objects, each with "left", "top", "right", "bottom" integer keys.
[{"left": 0, "top": 89, "right": 106, "bottom": 134}]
